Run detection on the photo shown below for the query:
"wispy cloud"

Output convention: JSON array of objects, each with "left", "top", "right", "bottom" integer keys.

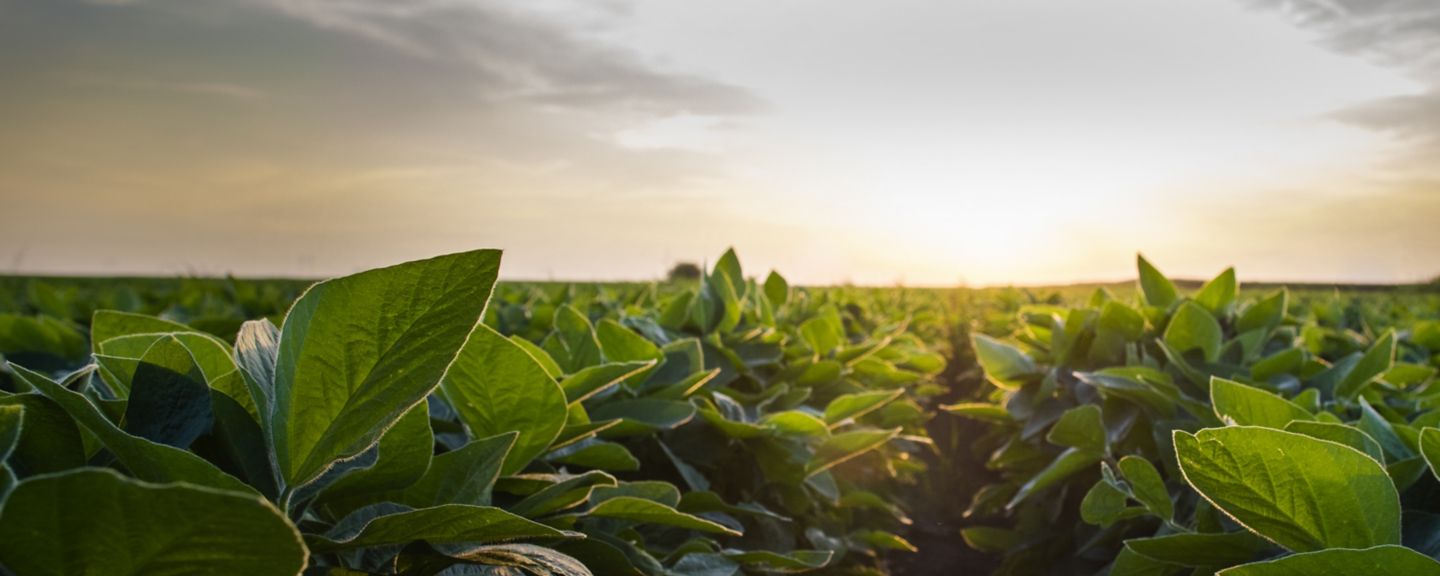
[
  {"left": 63, "top": 71, "right": 268, "bottom": 101},
  {"left": 249, "top": 0, "right": 763, "bottom": 116},
  {"left": 1245, "top": 0, "right": 1440, "bottom": 164}
]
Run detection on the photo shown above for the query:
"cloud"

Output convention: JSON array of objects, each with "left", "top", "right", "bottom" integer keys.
[
  {"left": 63, "top": 71, "right": 269, "bottom": 101},
  {"left": 1244, "top": 0, "right": 1440, "bottom": 166},
  {"left": 1332, "top": 89, "right": 1440, "bottom": 157},
  {"left": 1243, "top": 0, "right": 1440, "bottom": 75},
  {"left": 0, "top": 0, "right": 767, "bottom": 277},
  {"left": 251, "top": 0, "right": 762, "bottom": 116}
]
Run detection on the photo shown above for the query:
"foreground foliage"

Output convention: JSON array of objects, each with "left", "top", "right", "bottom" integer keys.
[
  {"left": 954, "top": 256, "right": 1440, "bottom": 574},
  {"left": 0, "top": 249, "right": 946, "bottom": 575}
]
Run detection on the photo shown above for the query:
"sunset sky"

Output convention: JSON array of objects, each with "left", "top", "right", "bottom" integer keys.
[{"left": 2, "top": 0, "right": 1437, "bottom": 285}]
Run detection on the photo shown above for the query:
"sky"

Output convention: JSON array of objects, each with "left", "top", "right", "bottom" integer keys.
[{"left": 1, "top": 0, "right": 1437, "bottom": 286}]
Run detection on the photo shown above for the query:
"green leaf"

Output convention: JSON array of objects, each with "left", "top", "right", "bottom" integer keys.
[
  {"left": 1080, "top": 479, "right": 1128, "bottom": 526},
  {"left": 1286, "top": 421, "right": 1385, "bottom": 464},
  {"left": 721, "top": 549, "right": 832, "bottom": 571},
  {"left": 1195, "top": 267, "right": 1238, "bottom": 317},
  {"left": 441, "top": 324, "right": 567, "bottom": 476},
  {"left": 1210, "top": 377, "right": 1312, "bottom": 429},
  {"left": 122, "top": 336, "right": 213, "bottom": 449},
  {"left": 313, "top": 401, "right": 433, "bottom": 517},
  {"left": 590, "top": 481, "right": 681, "bottom": 507},
  {"left": 1251, "top": 348, "right": 1305, "bottom": 382},
  {"left": 1124, "top": 532, "right": 1271, "bottom": 567},
  {"left": 89, "top": 311, "right": 191, "bottom": 349},
  {"left": 421, "top": 543, "right": 593, "bottom": 576},
  {"left": 546, "top": 439, "right": 640, "bottom": 471},
  {"left": 12, "top": 364, "right": 253, "bottom": 494},
  {"left": 1419, "top": 427, "right": 1440, "bottom": 482},
  {"left": 0, "top": 468, "right": 305, "bottom": 576},
  {"left": 397, "top": 432, "right": 515, "bottom": 508},
  {"left": 307, "top": 504, "right": 575, "bottom": 552},
  {"left": 1046, "top": 405, "right": 1106, "bottom": 453},
  {"left": 1216, "top": 545, "right": 1440, "bottom": 576},
  {"left": 272, "top": 249, "right": 501, "bottom": 487},
  {"left": 1112, "top": 545, "right": 1186, "bottom": 576},
  {"left": 1335, "top": 330, "right": 1396, "bottom": 401},
  {"left": 1118, "top": 455, "right": 1172, "bottom": 521},
  {"left": 1137, "top": 254, "right": 1178, "bottom": 308},
  {"left": 506, "top": 470, "right": 617, "bottom": 518},
  {"left": 1174, "top": 426, "right": 1400, "bottom": 552},
  {"left": 941, "top": 402, "right": 1013, "bottom": 424},
  {"left": 0, "top": 394, "right": 85, "bottom": 475},
  {"left": 549, "top": 305, "right": 603, "bottom": 373},
  {"left": 595, "top": 319, "right": 662, "bottom": 365},
  {"left": 960, "top": 527, "right": 1017, "bottom": 554},
  {"left": 590, "top": 399, "right": 696, "bottom": 437},
  {"left": 511, "top": 335, "right": 564, "bottom": 379},
  {"left": 1358, "top": 397, "right": 1413, "bottom": 460},
  {"left": 1164, "top": 302, "right": 1222, "bottom": 363},
  {"left": 561, "top": 361, "right": 656, "bottom": 405},
  {"left": 588, "top": 496, "right": 742, "bottom": 536},
  {"left": 0, "top": 405, "right": 23, "bottom": 464},
  {"left": 823, "top": 389, "right": 903, "bottom": 426},
  {"left": 1007, "top": 447, "right": 1102, "bottom": 510},
  {"left": 1237, "top": 290, "right": 1287, "bottom": 334},
  {"left": 799, "top": 308, "right": 845, "bottom": 356},
  {"left": 761, "top": 410, "right": 830, "bottom": 438},
  {"left": 850, "top": 529, "right": 917, "bottom": 552},
  {"left": 972, "top": 334, "right": 1037, "bottom": 390},
  {"left": 805, "top": 427, "right": 899, "bottom": 477},
  {"left": 764, "top": 271, "right": 789, "bottom": 307}
]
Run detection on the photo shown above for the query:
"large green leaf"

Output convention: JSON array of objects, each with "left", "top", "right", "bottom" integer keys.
[
  {"left": 1335, "top": 330, "right": 1396, "bottom": 401},
  {"left": 1118, "top": 456, "right": 1172, "bottom": 521},
  {"left": 1195, "top": 267, "right": 1237, "bottom": 317},
  {"left": 972, "top": 334, "right": 1036, "bottom": 390},
  {"left": 307, "top": 504, "right": 575, "bottom": 552},
  {"left": 0, "top": 404, "right": 21, "bottom": 455},
  {"left": 121, "top": 336, "right": 214, "bottom": 449},
  {"left": 396, "top": 431, "right": 515, "bottom": 508},
  {"left": 1006, "top": 447, "right": 1101, "bottom": 510},
  {"left": 414, "top": 543, "right": 593, "bottom": 576},
  {"left": 591, "top": 399, "right": 696, "bottom": 437},
  {"left": 1210, "top": 377, "right": 1312, "bottom": 429},
  {"left": 0, "top": 394, "right": 85, "bottom": 475},
  {"left": 1237, "top": 290, "right": 1287, "bottom": 334},
  {"left": 721, "top": 549, "right": 833, "bottom": 572},
  {"left": 1174, "top": 426, "right": 1400, "bottom": 552},
  {"left": 1419, "top": 427, "right": 1440, "bottom": 482},
  {"left": 823, "top": 389, "right": 903, "bottom": 426},
  {"left": 11, "top": 364, "right": 253, "bottom": 494},
  {"left": 1046, "top": 404, "right": 1106, "bottom": 453},
  {"left": 0, "top": 468, "right": 305, "bottom": 576},
  {"left": 1286, "top": 421, "right": 1385, "bottom": 464},
  {"left": 1164, "top": 302, "right": 1222, "bottom": 363},
  {"left": 312, "top": 402, "right": 433, "bottom": 517},
  {"left": 805, "top": 427, "right": 899, "bottom": 477},
  {"left": 1217, "top": 545, "right": 1440, "bottom": 575},
  {"left": 589, "top": 496, "right": 742, "bottom": 536},
  {"left": 1137, "top": 254, "right": 1178, "bottom": 308},
  {"left": 561, "top": 361, "right": 656, "bottom": 405},
  {"left": 548, "top": 305, "right": 603, "bottom": 373},
  {"left": 1123, "top": 532, "right": 1270, "bottom": 567},
  {"left": 441, "top": 323, "right": 566, "bottom": 476},
  {"left": 271, "top": 250, "right": 501, "bottom": 488},
  {"left": 89, "top": 311, "right": 191, "bottom": 349},
  {"left": 764, "top": 271, "right": 790, "bottom": 307}
]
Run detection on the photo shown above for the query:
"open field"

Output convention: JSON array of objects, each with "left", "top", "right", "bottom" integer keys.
[{"left": 3, "top": 250, "right": 1440, "bottom": 574}]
